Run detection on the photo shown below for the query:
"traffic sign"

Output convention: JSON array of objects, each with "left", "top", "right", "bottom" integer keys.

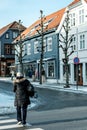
[{"left": 73, "top": 57, "right": 80, "bottom": 64}]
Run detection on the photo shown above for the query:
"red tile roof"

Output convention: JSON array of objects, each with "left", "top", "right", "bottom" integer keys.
[
  {"left": 68, "top": 0, "right": 87, "bottom": 7},
  {"left": 15, "top": 8, "right": 66, "bottom": 41},
  {"left": 14, "top": 0, "right": 87, "bottom": 42},
  {"left": 0, "top": 21, "right": 26, "bottom": 37}
]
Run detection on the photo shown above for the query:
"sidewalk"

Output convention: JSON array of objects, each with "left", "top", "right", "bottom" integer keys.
[
  {"left": 32, "top": 81, "right": 87, "bottom": 94},
  {"left": 0, "top": 77, "right": 87, "bottom": 94}
]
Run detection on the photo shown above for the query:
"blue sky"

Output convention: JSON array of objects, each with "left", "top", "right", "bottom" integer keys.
[{"left": 0, "top": 0, "right": 73, "bottom": 28}]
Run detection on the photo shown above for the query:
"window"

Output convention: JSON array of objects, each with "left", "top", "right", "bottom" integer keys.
[
  {"left": 47, "top": 37, "right": 52, "bottom": 51},
  {"left": 5, "top": 33, "right": 9, "bottom": 39},
  {"left": 27, "top": 44, "right": 31, "bottom": 55},
  {"left": 34, "top": 41, "right": 38, "bottom": 53},
  {"left": 79, "top": 34, "right": 85, "bottom": 49},
  {"left": 4, "top": 44, "right": 15, "bottom": 55},
  {"left": 47, "top": 61, "right": 55, "bottom": 77},
  {"left": 22, "top": 44, "right": 26, "bottom": 56},
  {"left": 70, "top": 13, "right": 75, "bottom": 26},
  {"left": 11, "top": 45, "right": 15, "bottom": 54},
  {"left": 13, "top": 31, "right": 18, "bottom": 39},
  {"left": 43, "top": 39, "right": 46, "bottom": 52},
  {"left": 72, "top": 36, "right": 76, "bottom": 51},
  {"left": 79, "top": 9, "right": 84, "bottom": 24}
]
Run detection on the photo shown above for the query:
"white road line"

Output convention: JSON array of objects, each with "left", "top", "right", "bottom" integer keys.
[
  {"left": 0, "top": 117, "right": 44, "bottom": 130},
  {"left": 0, "top": 119, "right": 16, "bottom": 124},
  {"left": 0, "top": 124, "right": 23, "bottom": 130}
]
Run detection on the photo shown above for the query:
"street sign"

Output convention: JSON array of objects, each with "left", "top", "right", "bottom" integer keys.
[{"left": 73, "top": 57, "right": 80, "bottom": 64}]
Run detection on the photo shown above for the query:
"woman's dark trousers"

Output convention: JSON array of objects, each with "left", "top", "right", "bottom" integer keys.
[{"left": 17, "top": 104, "right": 28, "bottom": 124}]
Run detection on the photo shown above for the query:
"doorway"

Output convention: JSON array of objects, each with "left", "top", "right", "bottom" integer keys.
[{"left": 74, "top": 63, "right": 83, "bottom": 85}]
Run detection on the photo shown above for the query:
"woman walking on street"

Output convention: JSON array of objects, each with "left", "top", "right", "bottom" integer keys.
[{"left": 13, "top": 72, "right": 31, "bottom": 127}]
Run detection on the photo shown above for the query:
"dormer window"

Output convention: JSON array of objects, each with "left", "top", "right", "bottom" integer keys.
[
  {"left": 13, "top": 31, "right": 18, "bottom": 39},
  {"left": 5, "top": 32, "right": 9, "bottom": 39}
]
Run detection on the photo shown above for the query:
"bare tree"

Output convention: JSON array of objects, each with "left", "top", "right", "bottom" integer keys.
[
  {"left": 59, "top": 10, "right": 74, "bottom": 88},
  {"left": 15, "top": 20, "right": 26, "bottom": 74},
  {"left": 36, "top": 10, "right": 47, "bottom": 84}
]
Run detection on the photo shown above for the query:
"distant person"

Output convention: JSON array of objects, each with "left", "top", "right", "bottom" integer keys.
[
  {"left": 11, "top": 70, "right": 14, "bottom": 80},
  {"left": 42, "top": 68, "right": 46, "bottom": 83},
  {"left": 13, "top": 72, "right": 31, "bottom": 127}
]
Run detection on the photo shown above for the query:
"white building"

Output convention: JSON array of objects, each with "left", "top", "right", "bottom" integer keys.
[{"left": 56, "top": 0, "right": 87, "bottom": 86}]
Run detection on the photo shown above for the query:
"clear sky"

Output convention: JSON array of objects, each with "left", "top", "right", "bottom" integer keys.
[{"left": 0, "top": 0, "right": 73, "bottom": 28}]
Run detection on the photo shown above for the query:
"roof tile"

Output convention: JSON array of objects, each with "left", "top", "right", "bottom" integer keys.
[
  {"left": 17, "top": 8, "right": 65, "bottom": 41},
  {"left": 0, "top": 21, "right": 26, "bottom": 37}
]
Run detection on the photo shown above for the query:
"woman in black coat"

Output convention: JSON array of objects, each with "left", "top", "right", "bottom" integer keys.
[{"left": 13, "top": 72, "right": 30, "bottom": 126}]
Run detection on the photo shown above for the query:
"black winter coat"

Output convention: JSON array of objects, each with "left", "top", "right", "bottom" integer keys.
[{"left": 13, "top": 77, "right": 30, "bottom": 106}]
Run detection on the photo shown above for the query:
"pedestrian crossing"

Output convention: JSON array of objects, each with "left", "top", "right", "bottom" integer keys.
[{"left": 0, "top": 116, "right": 44, "bottom": 130}]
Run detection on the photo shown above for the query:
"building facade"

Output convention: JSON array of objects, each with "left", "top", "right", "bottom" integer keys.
[
  {"left": 0, "top": 21, "right": 26, "bottom": 76},
  {"left": 15, "top": 0, "right": 87, "bottom": 86},
  {"left": 56, "top": 0, "right": 87, "bottom": 85},
  {"left": 15, "top": 9, "right": 65, "bottom": 82}
]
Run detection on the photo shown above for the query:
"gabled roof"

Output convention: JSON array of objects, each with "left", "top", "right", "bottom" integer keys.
[
  {"left": 0, "top": 21, "right": 26, "bottom": 37},
  {"left": 68, "top": 0, "right": 87, "bottom": 7},
  {"left": 15, "top": 8, "right": 66, "bottom": 41}
]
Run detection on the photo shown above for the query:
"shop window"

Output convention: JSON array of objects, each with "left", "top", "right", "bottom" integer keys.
[{"left": 47, "top": 61, "right": 55, "bottom": 77}]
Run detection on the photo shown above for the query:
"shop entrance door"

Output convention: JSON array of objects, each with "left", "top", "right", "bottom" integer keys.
[
  {"left": 74, "top": 63, "right": 83, "bottom": 86},
  {"left": 77, "top": 63, "right": 83, "bottom": 85}
]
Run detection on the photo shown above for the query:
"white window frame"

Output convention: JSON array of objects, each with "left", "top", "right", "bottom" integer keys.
[
  {"left": 43, "top": 39, "right": 46, "bottom": 52},
  {"left": 70, "top": 13, "right": 75, "bottom": 26},
  {"left": 13, "top": 32, "right": 18, "bottom": 39},
  {"left": 5, "top": 33, "right": 9, "bottom": 39},
  {"left": 79, "top": 34, "right": 85, "bottom": 50},
  {"left": 34, "top": 41, "right": 38, "bottom": 54},
  {"left": 79, "top": 9, "right": 84, "bottom": 24},
  {"left": 47, "top": 37, "right": 52, "bottom": 51},
  {"left": 27, "top": 43, "right": 31, "bottom": 55},
  {"left": 72, "top": 36, "right": 76, "bottom": 51}
]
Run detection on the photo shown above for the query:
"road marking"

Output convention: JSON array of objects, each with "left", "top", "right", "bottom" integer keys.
[
  {"left": 0, "top": 119, "right": 16, "bottom": 124},
  {"left": 0, "top": 124, "right": 23, "bottom": 130},
  {"left": 0, "top": 116, "right": 44, "bottom": 130},
  {"left": 0, "top": 117, "right": 23, "bottom": 130}
]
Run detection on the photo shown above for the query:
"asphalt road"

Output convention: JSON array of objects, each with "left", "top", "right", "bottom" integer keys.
[
  {"left": 34, "top": 87, "right": 87, "bottom": 111},
  {"left": 1, "top": 81, "right": 87, "bottom": 111},
  {"left": 1, "top": 81, "right": 87, "bottom": 130}
]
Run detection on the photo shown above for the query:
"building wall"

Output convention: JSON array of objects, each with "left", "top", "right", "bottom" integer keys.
[
  {"left": 16, "top": 31, "right": 59, "bottom": 82},
  {"left": 58, "top": 0, "right": 87, "bottom": 85}
]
